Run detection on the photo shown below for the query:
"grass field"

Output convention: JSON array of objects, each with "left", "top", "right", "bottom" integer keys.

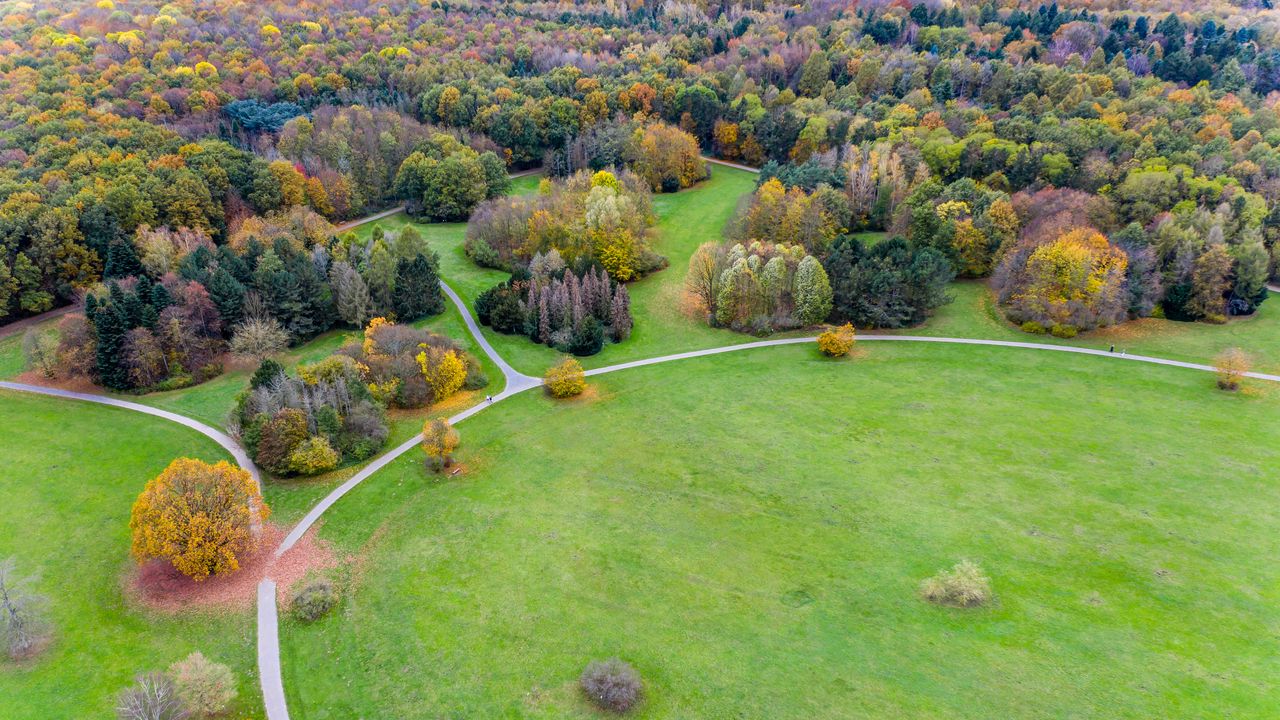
[
  {"left": 0, "top": 392, "right": 262, "bottom": 719},
  {"left": 280, "top": 342, "right": 1280, "bottom": 719}
]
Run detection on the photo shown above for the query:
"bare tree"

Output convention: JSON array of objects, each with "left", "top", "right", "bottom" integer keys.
[
  {"left": 116, "top": 673, "right": 189, "bottom": 720},
  {"left": 0, "top": 556, "right": 48, "bottom": 660}
]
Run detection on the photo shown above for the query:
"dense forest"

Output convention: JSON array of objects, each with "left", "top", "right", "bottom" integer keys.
[{"left": 1, "top": 0, "right": 1279, "bottom": 339}]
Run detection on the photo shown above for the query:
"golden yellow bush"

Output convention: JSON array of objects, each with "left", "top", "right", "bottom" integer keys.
[
  {"left": 817, "top": 323, "right": 856, "bottom": 357},
  {"left": 129, "top": 458, "right": 268, "bottom": 581},
  {"left": 544, "top": 357, "right": 586, "bottom": 398}
]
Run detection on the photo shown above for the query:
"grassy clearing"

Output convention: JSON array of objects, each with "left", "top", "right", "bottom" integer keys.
[
  {"left": 899, "top": 281, "right": 1280, "bottom": 374},
  {"left": 281, "top": 342, "right": 1280, "bottom": 719},
  {"left": 0, "top": 392, "right": 262, "bottom": 719}
]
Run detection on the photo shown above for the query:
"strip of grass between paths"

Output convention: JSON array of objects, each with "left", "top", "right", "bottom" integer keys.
[
  {"left": 280, "top": 340, "right": 1280, "bottom": 719},
  {"left": 0, "top": 391, "right": 263, "bottom": 719}
]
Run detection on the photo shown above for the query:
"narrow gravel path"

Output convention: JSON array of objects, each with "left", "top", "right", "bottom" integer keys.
[{"left": 332, "top": 206, "right": 406, "bottom": 233}]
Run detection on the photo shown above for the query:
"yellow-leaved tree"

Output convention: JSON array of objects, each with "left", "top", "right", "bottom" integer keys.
[
  {"left": 422, "top": 417, "right": 459, "bottom": 472},
  {"left": 418, "top": 347, "right": 466, "bottom": 404},
  {"left": 130, "top": 458, "right": 268, "bottom": 581}
]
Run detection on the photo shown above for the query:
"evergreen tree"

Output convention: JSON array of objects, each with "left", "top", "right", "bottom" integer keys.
[
  {"left": 104, "top": 240, "right": 143, "bottom": 279},
  {"left": 93, "top": 303, "right": 131, "bottom": 390},
  {"left": 793, "top": 255, "right": 833, "bottom": 326},
  {"left": 570, "top": 316, "right": 604, "bottom": 356},
  {"left": 207, "top": 267, "right": 247, "bottom": 328},
  {"left": 392, "top": 253, "right": 444, "bottom": 321}
]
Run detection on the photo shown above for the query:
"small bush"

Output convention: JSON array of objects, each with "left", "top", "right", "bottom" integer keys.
[
  {"left": 920, "top": 560, "right": 992, "bottom": 608},
  {"left": 817, "top": 323, "right": 856, "bottom": 357},
  {"left": 545, "top": 357, "right": 586, "bottom": 398},
  {"left": 580, "top": 658, "right": 642, "bottom": 713},
  {"left": 288, "top": 436, "right": 341, "bottom": 475},
  {"left": 1019, "top": 320, "right": 1046, "bottom": 335},
  {"left": 1215, "top": 347, "right": 1250, "bottom": 391},
  {"left": 1049, "top": 323, "right": 1078, "bottom": 339},
  {"left": 168, "top": 652, "right": 236, "bottom": 718},
  {"left": 292, "top": 579, "right": 337, "bottom": 622},
  {"left": 116, "top": 673, "right": 188, "bottom": 720}
]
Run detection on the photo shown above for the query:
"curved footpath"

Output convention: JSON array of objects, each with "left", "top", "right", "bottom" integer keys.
[{"left": 3, "top": 287, "right": 1278, "bottom": 720}]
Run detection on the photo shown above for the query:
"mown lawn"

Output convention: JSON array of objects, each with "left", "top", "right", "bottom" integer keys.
[
  {"left": 0, "top": 392, "right": 262, "bottom": 719},
  {"left": 280, "top": 342, "right": 1280, "bottom": 719}
]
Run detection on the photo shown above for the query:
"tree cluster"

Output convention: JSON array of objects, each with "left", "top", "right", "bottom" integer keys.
[
  {"left": 393, "top": 133, "right": 509, "bottom": 221},
  {"left": 234, "top": 357, "right": 388, "bottom": 476},
  {"left": 476, "top": 253, "right": 633, "bottom": 357},
  {"left": 335, "top": 317, "right": 488, "bottom": 409},
  {"left": 466, "top": 170, "right": 661, "bottom": 281},
  {"left": 686, "top": 240, "right": 833, "bottom": 334}
]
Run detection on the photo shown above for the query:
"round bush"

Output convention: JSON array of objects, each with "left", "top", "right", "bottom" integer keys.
[
  {"left": 580, "top": 658, "right": 642, "bottom": 713},
  {"left": 292, "top": 579, "right": 337, "bottom": 622}
]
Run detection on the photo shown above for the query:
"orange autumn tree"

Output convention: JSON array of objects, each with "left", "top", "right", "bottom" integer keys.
[{"left": 130, "top": 458, "right": 268, "bottom": 581}]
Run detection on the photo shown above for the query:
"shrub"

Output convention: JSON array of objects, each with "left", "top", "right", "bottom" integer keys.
[
  {"left": 580, "top": 658, "right": 642, "bottom": 713},
  {"left": 255, "top": 408, "right": 310, "bottom": 475},
  {"left": 249, "top": 359, "right": 285, "bottom": 389},
  {"left": 816, "top": 323, "right": 855, "bottom": 357},
  {"left": 1049, "top": 323, "right": 1078, "bottom": 338},
  {"left": 288, "top": 436, "right": 340, "bottom": 475},
  {"left": 0, "top": 557, "right": 48, "bottom": 661},
  {"left": 168, "top": 652, "right": 236, "bottom": 718},
  {"left": 920, "top": 560, "right": 992, "bottom": 608},
  {"left": 1215, "top": 348, "right": 1250, "bottom": 391},
  {"left": 292, "top": 579, "right": 337, "bottom": 622},
  {"left": 544, "top": 357, "right": 586, "bottom": 398},
  {"left": 1019, "top": 320, "right": 1046, "bottom": 334},
  {"left": 116, "top": 673, "right": 188, "bottom": 720},
  {"left": 421, "top": 417, "right": 460, "bottom": 472},
  {"left": 130, "top": 458, "right": 268, "bottom": 581},
  {"left": 22, "top": 327, "right": 60, "bottom": 377}
]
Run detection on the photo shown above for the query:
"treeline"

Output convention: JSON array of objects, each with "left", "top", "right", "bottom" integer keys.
[
  {"left": 6, "top": 0, "right": 1280, "bottom": 327},
  {"left": 25, "top": 212, "right": 446, "bottom": 392}
]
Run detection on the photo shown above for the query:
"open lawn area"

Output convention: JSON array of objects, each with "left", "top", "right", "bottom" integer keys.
[
  {"left": 280, "top": 342, "right": 1280, "bottom": 719},
  {"left": 0, "top": 392, "right": 263, "bottom": 719}
]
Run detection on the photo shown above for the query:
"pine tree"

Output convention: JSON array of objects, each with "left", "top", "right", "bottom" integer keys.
[
  {"left": 610, "top": 283, "right": 632, "bottom": 341},
  {"left": 207, "top": 267, "right": 246, "bottom": 328},
  {"left": 104, "top": 240, "right": 143, "bottom": 279},
  {"left": 392, "top": 253, "right": 444, "bottom": 321},
  {"left": 93, "top": 302, "right": 131, "bottom": 389},
  {"left": 570, "top": 316, "right": 604, "bottom": 356}
]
